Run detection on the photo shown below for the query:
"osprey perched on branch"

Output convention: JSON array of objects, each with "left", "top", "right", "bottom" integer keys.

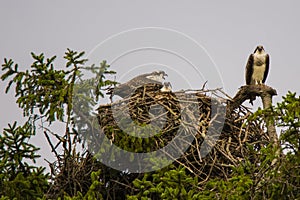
[
  {"left": 245, "top": 45, "right": 270, "bottom": 85},
  {"left": 108, "top": 70, "right": 168, "bottom": 98},
  {"left": 245, "top": 45, "right": 270, "bottom": 104}
]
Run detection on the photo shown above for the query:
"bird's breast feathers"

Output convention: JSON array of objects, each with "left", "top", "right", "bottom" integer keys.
[
  {"left": 252, "top": 53, "right": 267, "bottom": 82},
  {"left": 252, "top": 64, "right": 266, "bottom": 82},
  {"left": 253, "top": 53, "right": 267, "bottom": 66}
]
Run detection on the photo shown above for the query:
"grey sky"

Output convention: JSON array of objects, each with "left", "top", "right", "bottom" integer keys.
[{"left": 1, "top": 1, "right": 299, "bottom": 167}]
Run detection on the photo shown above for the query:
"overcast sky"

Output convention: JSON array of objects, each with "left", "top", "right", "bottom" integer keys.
[{"left": 1, "top": 1, "right": 299, "bottom": 167}]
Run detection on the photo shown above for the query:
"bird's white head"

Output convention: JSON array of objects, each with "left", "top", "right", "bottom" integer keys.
[
  {"left": 254, "top": 45, "right": 265, "bottom": 54},
  {"left": 147, "top": 70, "right": 168, "bottom": 82},
  {"left": 155, "top": 70, "right": 168, "bottom": 79},
  {"left": 160, "top": 82, "right": 172, "bottom": 92}
]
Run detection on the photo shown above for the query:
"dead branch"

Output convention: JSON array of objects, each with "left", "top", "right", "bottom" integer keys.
[{"left": 227, "top": 84, "right": 278, "bottom": 144}]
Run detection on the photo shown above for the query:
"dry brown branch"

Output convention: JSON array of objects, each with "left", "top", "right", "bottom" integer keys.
[
  {"left": 227, "top": 84, "right": 277, "bottom": 112},
  {"left": 227, "top": 84, "right": 278, "bottom": 144}
]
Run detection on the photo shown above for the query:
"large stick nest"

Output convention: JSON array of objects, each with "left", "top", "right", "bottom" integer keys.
[{"left": 96, "top": 83, "right": 269, "bottom": 182}]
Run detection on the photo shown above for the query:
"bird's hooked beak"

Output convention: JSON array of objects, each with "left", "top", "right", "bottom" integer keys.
[{"left": 256, "top": 45, "right": 264, "bottom": 52}]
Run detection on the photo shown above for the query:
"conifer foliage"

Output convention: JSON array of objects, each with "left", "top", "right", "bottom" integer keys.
[{"left": 0, "top": 50, "right": 299, "bottom": 199}]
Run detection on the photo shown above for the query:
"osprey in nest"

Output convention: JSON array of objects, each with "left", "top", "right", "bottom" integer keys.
[
  {"left": 108, "top": 70, "right": 168, "bottom": 98},
  {"left": 160, "top": 82, "right": 172, "bottom": 92}
]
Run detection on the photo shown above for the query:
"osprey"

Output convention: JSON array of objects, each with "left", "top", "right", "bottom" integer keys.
[
  {"left": 245, "top": 45, "right": 270, "bottom": 85},
  {"left": 109, "top": 70, "right": 168, "bottom": 98},
  {"left": 160, "top": 82, "right": 172, "bottom": 92},
  {"left": 245, "top": 45, "right": 270, "bottom": 104}
]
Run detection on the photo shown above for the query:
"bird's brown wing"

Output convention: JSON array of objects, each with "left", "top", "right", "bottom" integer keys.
[
  {"left": 109, "top": 74, "right": 162, "bottom": 98},
  {"left": 245, "top": 54, "right": 254, "bottom": 85},
  {"left": 262, "top": 54, "right": 270, "bottom": 83}
]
